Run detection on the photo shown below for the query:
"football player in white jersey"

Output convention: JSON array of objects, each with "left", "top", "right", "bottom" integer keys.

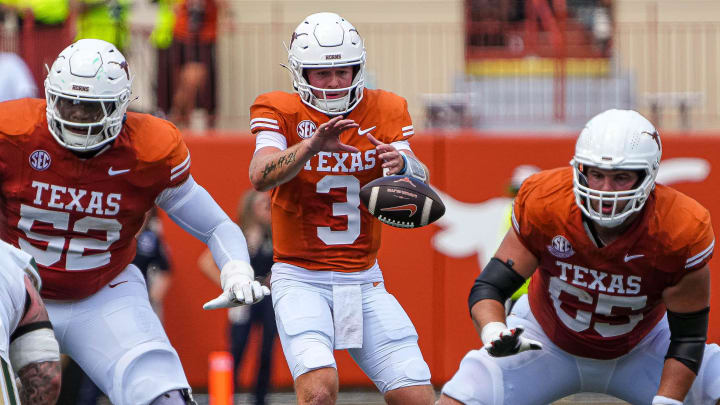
[{"left": 0, "top": 240, "right": 61, "bottom": 404}]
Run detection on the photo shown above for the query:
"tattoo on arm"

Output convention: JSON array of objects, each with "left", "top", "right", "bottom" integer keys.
[
  {"left": 261, "top": 150, "right": 297, "bottom": 180},
  {"left": 18, "top": 361, "right": 61, "bottom": 404},
  {"left": 19, "top": 276, "right": 50, "bottom": 326}
]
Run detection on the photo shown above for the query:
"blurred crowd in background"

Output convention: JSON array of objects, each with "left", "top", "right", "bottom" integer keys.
[
  {"left": 0, "top": 0, "right": 221, "bottom": 129},
  {"left": 1, "top": 0, "right": 717, "bottom": 133}
]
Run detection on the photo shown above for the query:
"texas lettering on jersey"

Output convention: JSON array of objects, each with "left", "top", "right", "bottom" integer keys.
[
  {"left": 250, "top": 89, "right": 414, "bottom": 271},
  {"left": 0, "top": 98, "right": 191, "bottom": 300},
  {"left": 512, "top": 167, "right": 714, "bottom": 359}
]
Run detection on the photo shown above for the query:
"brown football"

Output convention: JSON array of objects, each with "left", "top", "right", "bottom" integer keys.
[{"left": 359, "top": 175, "right": 445, "bottom": 228}]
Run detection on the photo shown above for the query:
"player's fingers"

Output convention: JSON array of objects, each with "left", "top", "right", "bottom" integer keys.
[
  {"left": 364, "top": 132, "right": 384, "bottom": 146},
  {"left": 251, "top": 281, "right": 264, "bottom": 302},
  {"left": 327, "top": 117, "right": 354, "bottom": 130},
  {"left": 378, "top": 150, "right": 400, "bottom": 162},
  {"left": 519, "top": 338, "right": 543, "bottom": 352},
  {"left": 326, "top": 115, "right": 344, "bottom": 126},
  {"left": 203, "top": 294, "right": 232, "bottom": 310},
  {"left": 239, "top": 283, "right": 254, "bottom": 304},
  {"left": 336, "top": 122, "right": 359, "bottom": 134},
  {"left": 317, "top": 116, "right": 343, "bottom": 134},
  {"left": 338, "top": 143, "right": 360, "bottom": 153},
  {"left": 261, "top": 285, "right": 271, "bottom": 296},
  {"left": 499, "top": 328, "right": 515, "bottom": 339}
]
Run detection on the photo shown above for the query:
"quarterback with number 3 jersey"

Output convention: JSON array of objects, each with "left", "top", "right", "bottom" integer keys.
[
  {"left": 0, "top": 39, "right": 269, "bottom": 405},
  {"left": 247, "top": 12, "right": 435, "bottom": 405},
  {"left": 439, "top": 109, "right": 720, "bottom": 405}
]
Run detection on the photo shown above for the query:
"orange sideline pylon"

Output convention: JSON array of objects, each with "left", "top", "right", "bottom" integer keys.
[{"left": 208, "top": 351, "right": 234, "bottom": 405}]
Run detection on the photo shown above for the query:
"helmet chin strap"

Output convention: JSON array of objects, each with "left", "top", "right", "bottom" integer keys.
[{"left": 61, "top": 129, "right": 103, "bottom": 149}]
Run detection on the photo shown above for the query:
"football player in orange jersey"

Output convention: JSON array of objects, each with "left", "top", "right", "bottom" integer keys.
[
  {"left": 0, "top": 39, "right": 270, "bottom": 405},
  {"left": 438, "top": 109, "right": 720, "bottom": 405},
  {"left": 244, "top": 12, "right": 435, "bottom": 405}
]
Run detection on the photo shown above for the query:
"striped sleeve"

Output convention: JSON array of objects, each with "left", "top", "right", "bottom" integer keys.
[
  {"left": 249, "top": 95, "right": 287, "bottom": 136},
  {"left": 686, "top": 239, "right": 714, "bottom": 269},
  {"left": 250, "top": 117, "right": 281, "bottom": 132},
  {"left": 685, "top": 208, "right": 714, "bottom": 270},
  {"left": 401, "top": 124, "right": 415, "bottom": 138},
  {"left": 166, "top": 138, "right": 191, "bottom": 187}
]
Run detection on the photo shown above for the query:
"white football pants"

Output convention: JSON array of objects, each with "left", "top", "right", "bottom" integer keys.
[
  {"left": 45, "top": 264, "right": 190, "bottom": 405},
  {"left": 442, "top": 295, "right": 720, "bottom": 405}
]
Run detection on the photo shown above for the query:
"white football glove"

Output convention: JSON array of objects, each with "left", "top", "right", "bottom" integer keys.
[
  {"left": 203, "top": 260, "right": 270, "bottom": 310},
  {"left": 651, "top": 395, "right": 683, "bottom": 405},
  {"left": 481, "top": 322, "right": 543, "bottom": 357}
]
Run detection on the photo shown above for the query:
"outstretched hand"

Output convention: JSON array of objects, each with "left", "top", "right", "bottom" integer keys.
[
  {"left": 365, "top": 133, "right": 405, "bottom": 175},
  {"left": 482, "top": 323, "right": 543, "bottom": 357},
  {"left": 306, "top": 116, "right": 360, "bottom": 154},
  {"left": 203, "top": 260, "right": 271, "bottom": 310}
]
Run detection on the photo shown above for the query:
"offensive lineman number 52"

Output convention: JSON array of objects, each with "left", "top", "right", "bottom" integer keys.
[{"left": 18, "top": 204, "right": 121, "bottom": 271}]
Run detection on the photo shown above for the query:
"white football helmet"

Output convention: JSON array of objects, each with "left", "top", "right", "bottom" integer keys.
[
  {"left": 45, "top": 39, "right": 132, "bottom": 152},
  {"left": 287, "top": 12, "right": 366, "bottom": 115},
  {"left": 570, "top": 109, "right": 662, "bottom": 228}
]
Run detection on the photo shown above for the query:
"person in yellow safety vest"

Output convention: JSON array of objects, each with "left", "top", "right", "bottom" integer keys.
[
  {"left": 499, "top": 165, "right": 540, "bottom": 309},
  {"left": 0, "top": 0, "right": 68, "bottom": 25},
  {"left": 149, "top": 0, "right": 176, "bottom": 49},
  {"left": 73, "top": 0, "right": 131, "bottom": 52}
]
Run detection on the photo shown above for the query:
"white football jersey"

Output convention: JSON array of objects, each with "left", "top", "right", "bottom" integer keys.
[{"left": 0, "top": 240, "right": 32, "bottom": 360}]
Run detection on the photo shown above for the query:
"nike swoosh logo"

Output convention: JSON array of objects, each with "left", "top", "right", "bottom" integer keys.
[
  {"left": 380, "top": 204, "right": 418, "bottom": 217},
  {"left": 108, "top": 281, "right": 128, "bottom": 288},
  {"left": 108, "top": 167, "right": 130, "bottom": 176},
  {"left": 623, "top": 254, "right": 644, "bottom": 262},
  {"left": 358, "top": 126, "right": 376, "bottom": 136}
]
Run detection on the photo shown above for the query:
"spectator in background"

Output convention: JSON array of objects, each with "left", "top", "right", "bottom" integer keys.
[
  {"left": 156, "top": 0, "right": 221, "bottom": 129},
  {"left": 0, "top": 52, "right": 36, "bottom": 101},
  {"left": 150, "top": 0, "right": 176, "bottom": 120},
  {"left": 73, "top": 0, "right": 131, "bottom": 52},
  {"left": 134, "top": 207, "right": 173, "bottom": 319},
  {"left": 0, "top": 0, "right": 70, "bottom": 87},
  {"left": 199, "top": 190, "right": 276, "bottom": 405}
]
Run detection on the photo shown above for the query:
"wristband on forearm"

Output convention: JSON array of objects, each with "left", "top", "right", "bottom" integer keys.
[{"left": 397, "top": 151, "right": 428, "bottom": 183}]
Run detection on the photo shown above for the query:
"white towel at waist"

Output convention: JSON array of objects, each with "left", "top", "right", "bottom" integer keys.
[{"left": 332, "top": 284, "right": 363, "bottom": 349}]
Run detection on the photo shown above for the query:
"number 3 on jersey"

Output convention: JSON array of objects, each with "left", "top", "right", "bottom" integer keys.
[
  {"left": 18, "top": 204, "right": 121, "bottom": 271},
  {"left": 316, "top": 175, "right": 361, "bottom": 245}
]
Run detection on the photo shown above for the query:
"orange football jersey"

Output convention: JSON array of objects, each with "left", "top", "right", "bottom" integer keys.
[
  {"left": 0, "top": 98, "right": 190, "bottom": 300},
  {"left": 250, "top": 89, "right": 415, "bottom": 271},
  {"left": 513, "top": 167, "right": 714, "bottom": 359}
]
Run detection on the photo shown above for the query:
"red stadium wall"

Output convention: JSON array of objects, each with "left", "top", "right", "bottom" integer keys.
[{"left": 160, "top": 133, "right": 720, "bottom": 389}]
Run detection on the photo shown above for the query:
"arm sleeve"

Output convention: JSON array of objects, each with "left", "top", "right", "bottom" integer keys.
[
  {"left": 255, "top": 130, "right": 287, "bottom": 152},
  {"left": 155, "top": 176, "right": 250, "bottom": 268},
  {"left": 390, "top": 140, "right": 411, "bottom": 152}
]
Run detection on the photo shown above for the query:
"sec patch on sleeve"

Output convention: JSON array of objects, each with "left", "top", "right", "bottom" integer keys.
[{"left": 360, "top": 175, "right": 445, "bottom": 228}]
